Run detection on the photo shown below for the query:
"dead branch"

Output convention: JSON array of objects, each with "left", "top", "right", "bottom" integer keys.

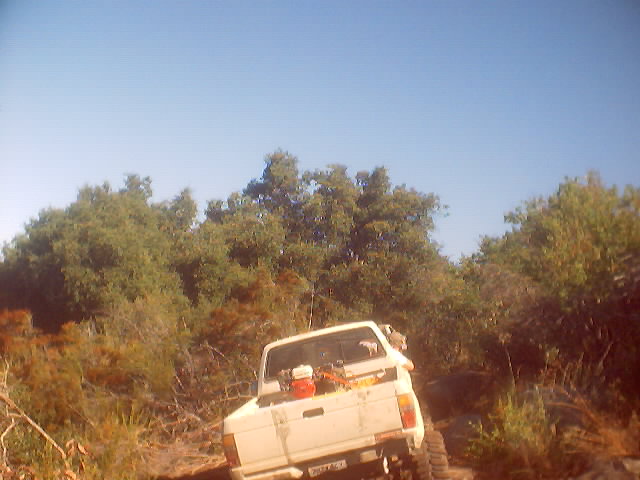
[
  {"left": 1, "top": 417, "right": 16, "bottom": 467},
  {"left": 0, "top": 392, "right": 67, "bottom": 461}
]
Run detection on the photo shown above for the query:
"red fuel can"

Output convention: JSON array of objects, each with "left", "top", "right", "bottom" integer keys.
[{"left": 291, "top": 378, "right": 316, "bottom": 399}]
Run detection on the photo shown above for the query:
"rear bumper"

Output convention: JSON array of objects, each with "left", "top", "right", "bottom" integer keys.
[{"left": 230, "top": 438, "right": 411, "bottom": 480}]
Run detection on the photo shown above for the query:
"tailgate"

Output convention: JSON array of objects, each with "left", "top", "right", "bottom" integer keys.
[{"left": 234, "top": 382, "right": 402, "bottom": 473}]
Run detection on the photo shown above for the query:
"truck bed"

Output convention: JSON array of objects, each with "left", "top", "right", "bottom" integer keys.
[{"left": 225, "top": 380, "right": 408, "bottom": 476}]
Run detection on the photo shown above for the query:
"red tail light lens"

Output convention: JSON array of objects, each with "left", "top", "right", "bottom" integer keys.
[
  {"left": 223, "top": 433, "right": 240, "bottom": 467},
  {"left": 397, "top": 393, "right": 417, "bottom": 429}
]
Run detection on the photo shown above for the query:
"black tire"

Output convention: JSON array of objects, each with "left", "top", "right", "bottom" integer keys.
[
  {"left": 423, "top": 431, "right": 451, "bottom": 480},
  {"left": 395, "top": 430, "right": 451, "bottom": 480},
  {"left": 397, "top": 441, "right": 431, "bottom": 480}
]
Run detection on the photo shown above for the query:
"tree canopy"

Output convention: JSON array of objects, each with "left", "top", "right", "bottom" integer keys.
[{"left": 0, "top": 155, "right": 445, "bottom": 333}]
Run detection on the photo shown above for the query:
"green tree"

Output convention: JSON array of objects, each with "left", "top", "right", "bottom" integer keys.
[
  {"left": 351, "top": 167, "right": 439, "bottom": 261},
  {"left": 302, "top": 165, "right": 358, "bottom": 253},
  {"left": 244, "top": 150, "right": 306, "bottom": 229},
  {"left": 206, "top": 193, "right": 286, "bottom": 270},
  {"left": 159, "top": 188, "right": 198, "bottom": 233},
  {"left": 319, "top": 167, "right": 441, "bottom": 323},
  {"left": 0, "top": 177, "right": 185, "bottom": 330},
  {"left": 477, "top": 172, "right": 640, "bottom": 406}
]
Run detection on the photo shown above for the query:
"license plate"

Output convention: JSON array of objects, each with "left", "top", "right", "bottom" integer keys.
[{"left": 308, "top": 459, "right": 348, "bottom": 477}]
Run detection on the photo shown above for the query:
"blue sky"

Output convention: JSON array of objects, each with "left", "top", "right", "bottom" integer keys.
[{"left": 1, "top": 1, "right": 639, "bottom": 260}]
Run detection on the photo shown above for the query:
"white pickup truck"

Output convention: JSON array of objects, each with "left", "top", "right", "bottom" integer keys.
[{"left": 222, "top": 321, "right": 451, "bottom": 480}]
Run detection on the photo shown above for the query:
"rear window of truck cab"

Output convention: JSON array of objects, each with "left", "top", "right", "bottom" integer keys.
[{"left": 264, "top": 326, "right": 384, "bottom": 379}]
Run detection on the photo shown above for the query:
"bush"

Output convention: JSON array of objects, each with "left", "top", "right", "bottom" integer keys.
[
  {"left": 468, "top": 383, "right": 640, "bottom": 479},
  {"left": 80, "top": 408, "right": 151, "bottom": 480},
  {"left": 468, "top": 388, "right": 555, "bottom": 478}
]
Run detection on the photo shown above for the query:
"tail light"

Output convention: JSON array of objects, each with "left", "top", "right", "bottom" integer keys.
[
  {"left": 223, "top": 433, "right": 240, "bottom": 467},
  {"left": 396, "top": 393, "right": 417, "bottom": 429}
]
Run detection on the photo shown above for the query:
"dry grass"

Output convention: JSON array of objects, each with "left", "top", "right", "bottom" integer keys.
[
  {"left": 143, "top": 433, "right": 225, "bottom": 479},
  {"left": 557, "top": 393, "right": 640, "bottom": 460}
]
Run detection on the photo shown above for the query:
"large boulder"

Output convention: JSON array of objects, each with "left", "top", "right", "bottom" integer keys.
[
  {"left": 438, "top": 414, "right": 483, "bottom": 458},
  {"left": 422, "top": 371, "right": 497, "bottom": 421},
  {"left": 520, "top": 386, "right": 587, "bottom": 434}
]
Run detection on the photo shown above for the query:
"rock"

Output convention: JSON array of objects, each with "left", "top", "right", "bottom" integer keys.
[
  {"left": 438, "top": 414, "right": 482, "bottom": 458},
  {"left": 422, "top": 372, "right": 496, "bottom": 421},
  {"left": 448, "top": 465, "right": 475, "bottom": 480},
  {"left": 570, "top": 457, "right": 639, "bottom": 480},
  {"left": 520, "top": 386, "right": 587, "bottom": 434},
  {"left": 621, "top": 457, "right": 640, "bottom": 476}
]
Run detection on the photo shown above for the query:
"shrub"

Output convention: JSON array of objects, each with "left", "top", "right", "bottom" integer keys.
[
  {"left": 468, "top": 388, "right": 555, "bottom": 479},
  {"left": 469, "top": 383, "right": 640, "bottom": 479},
  {"left": 80, "top": 408, "right": 151, "bottom": 480}
]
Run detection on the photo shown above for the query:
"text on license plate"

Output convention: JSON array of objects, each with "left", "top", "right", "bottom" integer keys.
[{"left": 308, "top": 459, "right": 348, "bottom": 477}]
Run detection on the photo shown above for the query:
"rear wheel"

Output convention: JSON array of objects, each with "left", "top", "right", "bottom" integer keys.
[
  {"left": 397, "top": 441, "right": 431, "bottom": 480},
  {"left": 423, "top": 431, "right": 451, "bottom": 480}
]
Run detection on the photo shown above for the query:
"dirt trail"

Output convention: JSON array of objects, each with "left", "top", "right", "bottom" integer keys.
[
  {"left": 155, "top": 463, "right": 230, "bottom": 480},
  {"left": 159, "top": 464, "right": 476, "bottom": 480},
  {"left": 448, "top": 466, "right": 475, "bottom": 479}
]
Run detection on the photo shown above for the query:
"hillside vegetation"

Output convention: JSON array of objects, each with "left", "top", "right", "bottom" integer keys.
[{"left": 0, "top": 152, "right": 638, "bottom": 479}]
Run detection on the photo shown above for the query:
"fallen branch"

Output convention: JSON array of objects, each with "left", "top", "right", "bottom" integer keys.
[
  {"left": 0, "top": 392, "right": 67, "bottom": 461},
  {"left": 1, "top": 417, "right": 16, "bottom": 467}
]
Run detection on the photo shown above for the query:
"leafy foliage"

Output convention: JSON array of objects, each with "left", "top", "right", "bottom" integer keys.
[
  {"left": 0, "top": 177, "right": 185, "bottom": 330},
  {"left": 0, "top": 156, "right": 637, "bottom": 478},
  {"left": 477, "top": 172, "right": 640, "bottom": 410},
  {"left": 468, "top": 386, "right": 640, "bottom": 479},
  {"left": 468, "top": 389, "right": 555, "bottom": 478}
]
